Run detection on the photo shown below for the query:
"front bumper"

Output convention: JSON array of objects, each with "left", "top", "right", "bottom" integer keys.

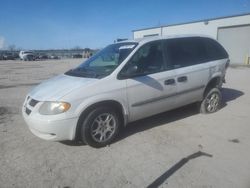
[{"left": 22, "top": 97, "right": 78, "bottom": 141}]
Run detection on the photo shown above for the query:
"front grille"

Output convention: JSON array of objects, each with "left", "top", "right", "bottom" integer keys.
[
  {"left": 25, "top": 107, "right": 31, "bottom": 115},
  {"left": 29, "top": 99, "right": 39, "bottom": 107}
]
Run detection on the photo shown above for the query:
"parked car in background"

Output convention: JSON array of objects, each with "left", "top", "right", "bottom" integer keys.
[
  {"left": 19, "top": 51, "right": 35, "bottom": 61},
  {"left": 3, "top": 52, "right": 15, "bottom": 60},
  {"left": 24, "top": 54, "right": 35, "bottom": 61},
  {"left": 0, "top": 54, "right": 4, "bottom": 60},
  {"left": 22, "top": 35, "right": 229, "bottom": 148},
  {"left": 72, "top": 54, "right": 83, "bottom": 58},
  {"left": 50, "top": 55, "right": 60, "bottom": 59},
  {"left": 12, "top": 53, "right": 19, "bottom": 59},
  {"left": 37, "top": 54, "right": 49, "bottom": 60}
]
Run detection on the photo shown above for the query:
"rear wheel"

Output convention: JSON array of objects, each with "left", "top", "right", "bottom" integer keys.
[
  {"left": 80, "top": 107, "right": 121, "bottom": 148},
  {"left": 200, "top": 88, "right": 222, "bottom": 114}
]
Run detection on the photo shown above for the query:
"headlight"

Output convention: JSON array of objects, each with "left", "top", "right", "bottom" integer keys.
[{"left": 39, "top": 101, "right": 71, "bottom": 115}]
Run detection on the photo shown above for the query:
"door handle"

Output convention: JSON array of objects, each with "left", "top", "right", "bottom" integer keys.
[
  {"left": 177, "top": 76, "right": 187, "bottom": 82},
  {"left": 164, "top": 79, "right": 175, "bottom": 85}
]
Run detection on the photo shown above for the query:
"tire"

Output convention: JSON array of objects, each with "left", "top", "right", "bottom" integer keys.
[
  {"left": 200, "top": 88, "right": 222, "bottom": 114},
  {"left": 80, "top": 106, "right": 121, "bottom": 148}
]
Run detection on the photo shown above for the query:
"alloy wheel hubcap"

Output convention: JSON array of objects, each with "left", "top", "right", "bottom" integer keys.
[
  {"left": 206, "top": 93, "right": 220, "bottom": 112},
  {"left": 91, "top": 113, "right": 116, "bottom": 143}
]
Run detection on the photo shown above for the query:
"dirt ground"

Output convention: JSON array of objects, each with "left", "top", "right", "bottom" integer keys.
[{"left": 0, "top": 59, "right": 250, "bottom": 188}]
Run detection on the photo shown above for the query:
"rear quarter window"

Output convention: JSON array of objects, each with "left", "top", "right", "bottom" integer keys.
[{"left": 202, "top": 38, "right": 229, "bottom": 61}]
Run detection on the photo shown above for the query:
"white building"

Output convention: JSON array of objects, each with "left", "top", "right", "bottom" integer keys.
[{"left": 133, "top": 13, "right": 250, "bottom": 64}]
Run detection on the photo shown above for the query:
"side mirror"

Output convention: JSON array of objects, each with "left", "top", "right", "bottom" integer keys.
[
  {"left": 118, "top": 64, "right": 138, "bottom": 79},
  {"left": 127, "top": 65, "right": 138, "bottom": 75}
]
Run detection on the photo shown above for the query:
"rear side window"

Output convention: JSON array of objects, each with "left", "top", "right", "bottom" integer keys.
[
  {"left": 163, "top": 37, "right": 207, "bottom": 69},
  {"left": 163, "top": 37, "right": 228, "bottom": 70},
  {"left": 202, "top": 38, "right": 228, "bottom": 61}
]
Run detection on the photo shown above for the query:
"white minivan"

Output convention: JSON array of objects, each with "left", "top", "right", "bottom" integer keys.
[
  {"left": 19, "top": 51, "right": 34, "bottom": 61},
  {"left": 22, "top": 35, "right": 229, "bottom": 147}
]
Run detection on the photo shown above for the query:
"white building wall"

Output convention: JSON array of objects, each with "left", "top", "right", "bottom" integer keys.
[
  {"left": 133, "top": 14, "right": 250, "bottom": 39},
  {"left": 133, "top": 28, "right": 161, "bottom": 39}
]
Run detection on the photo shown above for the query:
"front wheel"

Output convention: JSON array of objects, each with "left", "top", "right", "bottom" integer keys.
[
  {"left": 80, "top": 107, "right": 121, "bottom": 148},
  {"left": 200, "top": 88, "right": 222, "bottom": 114}
]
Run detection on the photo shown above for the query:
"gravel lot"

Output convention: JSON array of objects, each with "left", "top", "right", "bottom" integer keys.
[{"left": 0, "top": 59, "right": 250, "bottom": 188}]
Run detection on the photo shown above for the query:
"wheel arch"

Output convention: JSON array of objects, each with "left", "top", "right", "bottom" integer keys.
[
  {"left": 203, "top": 76, "right": 222, "bottom": 98},
  {"left": 74, "top": 100, "right": 127, "bottom": 141}
]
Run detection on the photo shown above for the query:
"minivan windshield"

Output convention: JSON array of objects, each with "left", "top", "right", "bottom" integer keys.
[{"left": 65, "top": 42, "right": 138, "bottom": 78}]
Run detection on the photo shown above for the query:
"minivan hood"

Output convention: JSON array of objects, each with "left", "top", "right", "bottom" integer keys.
[{"left": 29, "top": 74, "right": 97, "bottom": 101}]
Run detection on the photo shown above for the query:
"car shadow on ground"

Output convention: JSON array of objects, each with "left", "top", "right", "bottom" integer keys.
[
  {"left": 60, "top": 87, "right": 244, "bottom": 146},
  {"left": 115, "top": 87, "right": 244, "bottom": 143},
  {"left": 115, "top": 103, "right": 199, "bottom": 143},
  {"left": 221, "top": 87, "right": 244, "bottom": 105}
]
